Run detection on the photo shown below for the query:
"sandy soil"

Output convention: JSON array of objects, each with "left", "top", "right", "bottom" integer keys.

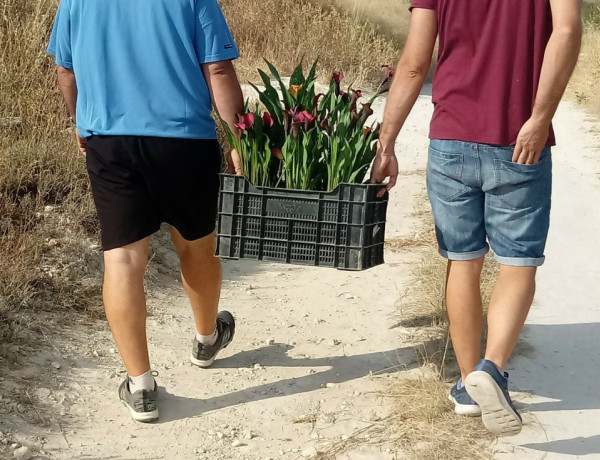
[{"left": 1, "top": 89, "right": 599, "bottom": 460}]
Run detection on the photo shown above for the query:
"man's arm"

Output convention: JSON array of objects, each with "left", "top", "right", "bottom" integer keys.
[
  {"left": 370, "top": 9, "right": 438, "bottom": 195},
  {"left": 202, "top": 60, "right": 245, "bottom": 175},
  {"left": 513, "top": 0, "right": 582, "bottom": 164},
  {"left": 57, "top": 66, "right": 87, "bottom": 155}
]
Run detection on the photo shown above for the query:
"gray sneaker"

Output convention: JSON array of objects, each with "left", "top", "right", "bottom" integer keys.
[
  {"left": 190, "top": 311, "right": 235, "bottom": 368},
  {"left": 118, "top": 377, "right": 159, "bottom": 423}
]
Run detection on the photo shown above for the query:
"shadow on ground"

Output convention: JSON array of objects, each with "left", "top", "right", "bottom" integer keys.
[{"left": 158, "top": 343, "right": 418, "bottom": 423}]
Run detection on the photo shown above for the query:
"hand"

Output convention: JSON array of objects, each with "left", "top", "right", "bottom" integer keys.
[
  {"left": 370, "top": 141, "right": 398, "bottom": 198},
  {"left": 512, "top": 118, "right": 550, "bottom": 164},
  {"left": 76, "top": 129, "right": 87, "bottom": 156},
  {"left": 225, "top": 149, "right": 243, "bottom": 175}
]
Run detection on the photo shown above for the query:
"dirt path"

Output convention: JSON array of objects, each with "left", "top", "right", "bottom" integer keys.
[{"left": 2, "top": 91, "right": 599, "bottom": 460}]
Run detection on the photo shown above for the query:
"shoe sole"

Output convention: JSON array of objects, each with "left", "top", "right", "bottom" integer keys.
[
  {"left": 120, "top": 400, "right": 159, "bottom": 423},
  {"left": 465, "top": 371, "right": 522, "bottom": 436},
  {"left": 448, "top": 394, "right": 482, "bottom": 417}
]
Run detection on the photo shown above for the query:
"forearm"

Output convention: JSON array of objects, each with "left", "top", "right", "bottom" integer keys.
[
  {"left": 203, "top": 61, "right": 244, "bottom": 135},
  {"left": 379, "top": 59, "right": 429, "bottom": 153},
  {"left": 57, "top": 66, "right": 77, "bottom": 120},
  {"left": 531, "top": 25, "right": 582, "bottom": 125}
]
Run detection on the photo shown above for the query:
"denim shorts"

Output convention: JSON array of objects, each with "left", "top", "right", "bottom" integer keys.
[{"left": 426, "top": 139, "right": 552, "bottom": 267}]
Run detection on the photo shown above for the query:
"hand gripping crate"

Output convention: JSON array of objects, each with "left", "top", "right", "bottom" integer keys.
[{"left": 216, "top": 174, "right": 388, "bottom": 270}]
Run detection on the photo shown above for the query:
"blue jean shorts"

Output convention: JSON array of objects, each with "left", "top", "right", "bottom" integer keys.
[{"left": 426, "top": 139, "right": 552, "bottom": 267}]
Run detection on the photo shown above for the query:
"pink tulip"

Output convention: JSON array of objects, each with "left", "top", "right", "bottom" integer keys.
[
  {"left": 351, "top": 90, "right": 363, "bottom": 99},
  {"left": 381, "top": 64, "right": 396, "bottom": 79},
  {"left": 262, "top": 112, "right": 274, "bottom": 128},
  {"left": 234, "top": 113, "right": 256, "bottom": 131}
]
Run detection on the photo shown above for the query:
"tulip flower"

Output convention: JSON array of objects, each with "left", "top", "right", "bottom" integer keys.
[
  {"left": 333, "top": 71, "right": 344, "bottom": 95},
  {"left": 381, "top": 64, "right": 396, "bottom": 79},
  {"left": 262, "top": 112, "right": 274, "bottom": 128},
  {"left": 289, "top": 84, "right": 303, "bottom": 98},
  {"left": 234, "top": 113, "right": 256, "bottom": 131},
  {"left": 350, "top": 89, "right": 363, "bottom": 110},
  {"left": 272, "top": 148, "right": 284, "bottom": 160}
]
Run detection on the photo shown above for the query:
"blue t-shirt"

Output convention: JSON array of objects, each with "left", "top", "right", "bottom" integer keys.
[{"left": 47, "top": 0, "right": 240, "bottom": 139}]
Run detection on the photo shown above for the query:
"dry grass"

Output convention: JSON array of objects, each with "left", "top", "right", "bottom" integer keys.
[
  {"left": 320, "top": 0, "right": 411, "bottom": 44},
  {"left": 221, "top": 0, "right": 401, "bottom": 88},
  {"left": 0, "top": 0, "right": 101, "bottom": 348},
  {"left": 569, "top": 3, "right": 600, "bottom": 113}
]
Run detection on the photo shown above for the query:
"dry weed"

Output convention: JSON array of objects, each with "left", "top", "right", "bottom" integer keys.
[
  {"left": 568, "top": 3, "right": 600, "bottom": 113},
  {"left": 221, "top": 0, "right": 400, "bottom": 88}
]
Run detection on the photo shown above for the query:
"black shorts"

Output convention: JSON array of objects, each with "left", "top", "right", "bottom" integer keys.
[{"left": 86, "top": 135, "right": 222, "bottom": 251}]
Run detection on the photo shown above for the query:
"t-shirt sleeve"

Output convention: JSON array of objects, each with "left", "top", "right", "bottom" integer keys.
[
  {"left": 47, "top": 0, "right": 73, "bottom": 69},
  {"left": 409, "top": 0, "right": 435, "bottom": 11},
  {"left": 195, "top": 0, "right": 240, "bottom": 64}
]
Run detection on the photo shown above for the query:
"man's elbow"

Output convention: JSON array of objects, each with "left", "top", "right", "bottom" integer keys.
[
  {"left": 57, "top": 66, "right": 74, "bottom": 77},
  {"left": 205, "top": 60, "right": 236, "bottom": 78},
  {"left": 554, "top": 22, "right": 583, "bottom": 45},
  {"left": 398, "top": 56, "right": 431, "bottom": 80}
]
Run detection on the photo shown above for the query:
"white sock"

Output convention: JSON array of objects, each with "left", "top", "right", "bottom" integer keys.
[
  {"left": 196, "top": 326, "right": 218, "bottom": 346},
  {"left": 128, "top": 370, "right": 155, "bottom": 393}
]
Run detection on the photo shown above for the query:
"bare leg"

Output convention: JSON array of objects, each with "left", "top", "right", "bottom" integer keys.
[
  {"left": 103, "top": 238, "right": 151, "bottom": 377},
  {"left": 170, "top": 228, "right": 221, "bottom": 335},
  {"left": 484, "top": 265, "right": 537, "bottom": 371},
  {"left": 446, "top": 257, "right": 485, "bottom": 381}
]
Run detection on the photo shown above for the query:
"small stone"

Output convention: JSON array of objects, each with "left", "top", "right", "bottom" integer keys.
[
  {"left": 266, "top": 339, "right": 275, "bottom": 346},
  {"left": 207, "top": 430, "right": 215, "bottom": 436},
  {"left": 310, "top": 432, "right": 319, "bottom": 440},
  {"left": 325, "top": 383, "right": 337, "bottom": 389},
  {"left": 51, "top": 362, "right": 61, "bottom": 369},
  {"left": 231, "top": 440, "right": 242, "bottom": 447},
  {"left": 253, "top": 363, "right": 262, "bottom": 370},
  {"left": 11, "top": 443, "right": 18, "bottom": 449},
  {"left": 196, "top": 447, "right": 206, "bottom": 454},
  {"left": 301, "top": 446, "right": 318, "bottom": 458},
  {"left": 13, "top": 446, "right": 32, "bottom": 460},
  {"left": 330, "top": 339, "right": 341, "bottom": 346},
  {"left": 341, "top": 435, "right": 349, "bottom": 441},
  {"left": 129, "top": 434, "right": 136, "bottom": 439},
  {"left": 344, "top": 294, "right": 355, "bottom": 300},
  {"left": 109, "top": 348, "right": 116, "bottom": 354},
  {"left": 216, "top": 432, "right": 224, "bottom": 440},
  {"left": 244, "top": 431, "right": 253, "bottom": 440}
]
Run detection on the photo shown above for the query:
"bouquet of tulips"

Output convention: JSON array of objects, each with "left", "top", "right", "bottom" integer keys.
[{"left": 225, "top": 61, "right": 395, "bottom": 191}]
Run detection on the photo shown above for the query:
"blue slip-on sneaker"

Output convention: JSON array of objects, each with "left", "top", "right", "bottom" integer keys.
[
  {"left": 449, "top": 379, "right": 481, "bottom": 416},
  {"left": 464, "top": 359, "right": 522, "bottom": 436}
]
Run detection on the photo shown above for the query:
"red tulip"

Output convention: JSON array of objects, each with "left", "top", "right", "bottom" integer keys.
[
  {"left": 234, "top": 113, "right": 256, "bottom": 131},
  {"left": 333, "top": 71, "right": 344, "bottom": 84},
  {"left": 262, "top": 112, "right": 274, "bottom": 128},
  {"left": 300, "top": 110, "right": 316, "bottom": 123},
  {"left": 272, "top": 148, "right": 284, "bottom": 160},
  {"left": 351, "top": 89, "right": 363, "bottom": 99},
  {"left": 381, "top": 64, "right": 396, "bottom": 79}
]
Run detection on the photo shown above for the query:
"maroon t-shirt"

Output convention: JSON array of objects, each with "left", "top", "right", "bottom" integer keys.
[{"left": 411, "top": 0, "right": 555, "bottom": 146}]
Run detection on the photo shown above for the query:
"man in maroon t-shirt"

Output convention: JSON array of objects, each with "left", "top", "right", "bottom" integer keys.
[{"left": 372, "top": 0, "right": 581, "bottom": 436}]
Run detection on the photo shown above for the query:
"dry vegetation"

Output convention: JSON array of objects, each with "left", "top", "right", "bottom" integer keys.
[
  {"left": 221, "top": 0, "right": 401, "bottom": 87},
  {"left": 569, "top": 2, "right": 600, "bottom": 112}
]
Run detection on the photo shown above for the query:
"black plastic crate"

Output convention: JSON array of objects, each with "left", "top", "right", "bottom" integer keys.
[{"left": 216, "top": 174, "right": 388, "bottom": 270}]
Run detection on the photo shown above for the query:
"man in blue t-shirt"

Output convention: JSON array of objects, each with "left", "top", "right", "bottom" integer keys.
[{"left": 48, "top": 0, "right": 244, "bottom": 422}]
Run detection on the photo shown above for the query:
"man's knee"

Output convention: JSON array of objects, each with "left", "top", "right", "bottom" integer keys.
[
  {"left": 104, "top": 241, "right": 149, "bottom": 276},
  {"left": 173, "top": 231, "right": 216, "bottom": 263}
]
